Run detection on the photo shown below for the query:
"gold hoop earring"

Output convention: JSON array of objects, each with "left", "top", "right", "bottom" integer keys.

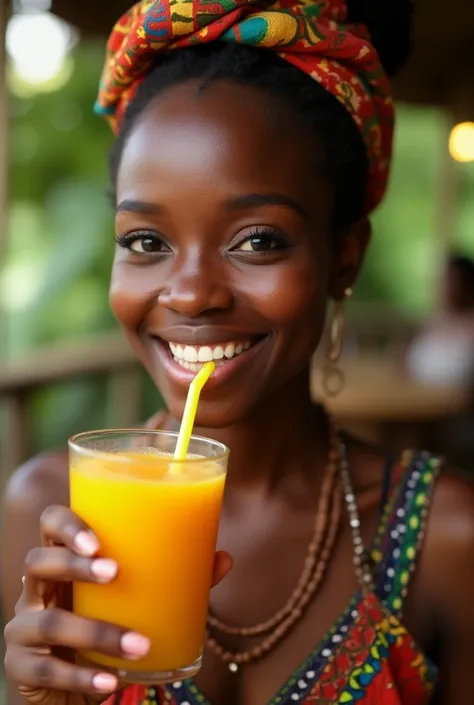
[{"left": 321, "top": 288, "right": 352, "bottom": 397}]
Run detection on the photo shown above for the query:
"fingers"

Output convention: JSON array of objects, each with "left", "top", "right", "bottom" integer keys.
[
  {"left": 5, "top": 608, "right": 150, "bottom": 660},
  {"left": 6, "top": 647, "right": 119, "bottom": 695},
  {"left": 17, "top": 504, "right": 106, "bottom": 612},
  {"left": 212, "top": 551, "right": 233, "bottom": 586},
  {"left": 19, "top": 546, "right": 117, "bottom": 612},
  {"left": 25, "top": 547, "right": 118, "bottom": 584},
  {"left": 40, "top": 505, "right": 99, "bottom": 557},
  {"left": 39, "top": 506, "right": 231, "bottom": 589}
]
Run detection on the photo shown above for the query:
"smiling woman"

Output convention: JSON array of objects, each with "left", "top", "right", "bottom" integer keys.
[
  {"left": 109, "top": 73, "right": 343, "bottom": 426},
  {"left": 2, "top": 1, "right": 474, "bottom": 705}
]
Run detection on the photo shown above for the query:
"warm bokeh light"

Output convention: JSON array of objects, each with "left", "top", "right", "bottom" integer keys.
[
  {"left": 448, "top": 122, "right": 474, "bottom": 163},
  {"left": 6, "top": 11, "right": 76, "bottom": 89}
]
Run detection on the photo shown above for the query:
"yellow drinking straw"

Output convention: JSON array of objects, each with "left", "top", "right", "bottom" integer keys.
[{"left": 173, "top": 361, "right": 216, "bottom": 460}]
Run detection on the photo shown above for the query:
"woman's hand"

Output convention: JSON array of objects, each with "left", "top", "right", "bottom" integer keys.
[{"left": 4, "top": 504, "right": 232, "bottom": 705}]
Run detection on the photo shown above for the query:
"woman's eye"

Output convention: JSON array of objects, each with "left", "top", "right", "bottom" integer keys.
[
  {"left": 234, "top": 231, "right": 286, "bottom": 253},
  {"left": 129, "top": 237, "right": 164, "bottom": 254},
  {"left": 116, "top": 232, "right": 170, "bottom": 254}
]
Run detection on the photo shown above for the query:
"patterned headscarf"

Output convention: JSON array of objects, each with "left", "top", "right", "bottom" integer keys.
[{"left": 95, "top": 0, "right": 394, "bottom": 213}]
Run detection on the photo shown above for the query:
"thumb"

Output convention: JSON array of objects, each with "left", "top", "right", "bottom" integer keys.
[{"left": 212, "top": 551, "right": 233, "bottom": 587}]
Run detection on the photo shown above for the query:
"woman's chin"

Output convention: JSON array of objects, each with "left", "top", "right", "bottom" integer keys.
[{"left": 165, "top": 396, "right": 250, "bottom": 431}]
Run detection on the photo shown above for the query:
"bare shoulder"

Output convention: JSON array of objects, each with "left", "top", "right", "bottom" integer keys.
[
  {"left": 426, "top": 467, "right": 474, "bottom": 551},
  {"left": 5, "top": 448, "right": 69, "bottom": 505},
  {"left": 1, "top": 449, "right": 69, "bottom": 620},
  {"left": 408, "top": 466, "right": 474, "bottom": 696},
  {"left": 416, "top": 466, "right": 474, "bottom": 618}
]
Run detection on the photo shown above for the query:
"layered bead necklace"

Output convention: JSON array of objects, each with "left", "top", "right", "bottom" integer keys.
[{"left": 205, "top": 421, "right": 373, "bottom": 672}]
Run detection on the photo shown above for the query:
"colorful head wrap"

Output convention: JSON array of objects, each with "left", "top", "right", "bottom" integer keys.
[{"left": 96, "top": 0, "right": 394, "bottom": 212}]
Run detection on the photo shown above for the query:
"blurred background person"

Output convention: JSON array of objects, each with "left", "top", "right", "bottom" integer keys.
[{"left": 406, "top": 254, "right": 474, "bottom": 386}]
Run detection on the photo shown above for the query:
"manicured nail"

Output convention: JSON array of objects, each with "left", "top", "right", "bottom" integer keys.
[
  {"left": 74, "top": 531, "right": 100, "bottom": 556},
  {"left": 90, "top": 559, "right": 118, "bottom": 582},
  {"left": 121, "top": 632, "right": 151, "bottom": 658},
  {"left": 92, "top": 673, "right": 118, "bottom": 692}
]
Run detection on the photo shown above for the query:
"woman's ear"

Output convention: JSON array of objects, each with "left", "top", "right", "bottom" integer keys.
[{"left": 328, "top": 217, "right": 371, "bottom": 299}]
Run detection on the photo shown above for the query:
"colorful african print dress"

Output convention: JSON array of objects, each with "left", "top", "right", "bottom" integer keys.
[{"left": 109, "top": 451, "right": 439, "bottom": 705}]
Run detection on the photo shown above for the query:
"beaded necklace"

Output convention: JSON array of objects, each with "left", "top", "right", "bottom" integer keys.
[{"left": 206, "top": 428, "right": 372, "bottom": 673}]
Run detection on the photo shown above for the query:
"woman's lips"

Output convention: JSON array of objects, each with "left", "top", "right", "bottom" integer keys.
[
  {"left": 168, "top": 339, "right": 254, "bottom": 370},
  {"left": 152, "top": 335, "right": 268, "bottom": 387}
]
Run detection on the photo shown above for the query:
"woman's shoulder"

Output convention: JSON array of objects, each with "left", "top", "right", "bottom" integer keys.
[
  {"left": 431, "top": 465, "right": 474, "bottom": 514},
  {"left": 396, "top": 456, "right": 474, "bottom": 569},
  {"left": 422, "top": 466, "right": 474, "bottom": 577},
  {"left": 4, "top": 448, "right": 70, "bottom": 510},
  {"left": 410, "top": 463, "right": 474, "bottom": 636}
]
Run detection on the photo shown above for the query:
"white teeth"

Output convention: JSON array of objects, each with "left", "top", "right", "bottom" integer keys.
[
  {"left": 168, "top": 339, "right": 255, "bottom": 370},
  {"left": 224, "top": 343, "right": 235, "bottom": 359},
  {"left": 197, "top": 346, "right": 213, "bottom": 362},
  {"left": 183, "top": 345, "right": 198, "bottom": 363},
  {"left": 180, "top": 360, "right": 199, "bottom": 371}
]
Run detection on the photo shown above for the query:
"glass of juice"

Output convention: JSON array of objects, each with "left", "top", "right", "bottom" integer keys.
[{"left": 69, "top": 429, "right": 228, "bottom": 685}]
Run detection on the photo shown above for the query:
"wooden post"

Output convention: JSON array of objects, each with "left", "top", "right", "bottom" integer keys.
[
  {"left": 0, "top": 0, "right": 8, "bottom": 265},
  {"left": 0, "top": 0, "right": 10, "bottom": 492},
  {"left": 0, "top": 391, "right": 30, "bottom": 491},
  {"left": 107, "top": 368, "right": 143, "bottom": 428}
]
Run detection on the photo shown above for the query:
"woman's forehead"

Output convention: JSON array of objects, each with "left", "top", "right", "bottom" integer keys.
[{"left": 116, "top": 80, "right": 328, "bottom": 207}]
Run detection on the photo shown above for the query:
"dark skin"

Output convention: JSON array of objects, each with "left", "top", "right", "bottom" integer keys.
[{"left": 2, "top": 80, "right": 474, "bottom": 705}]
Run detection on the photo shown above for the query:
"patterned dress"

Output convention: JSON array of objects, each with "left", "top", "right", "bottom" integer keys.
[{"left": 109, "top": 450, "right": 439, "bottom": 705}]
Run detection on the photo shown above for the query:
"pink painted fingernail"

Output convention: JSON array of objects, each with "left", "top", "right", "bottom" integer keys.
[
  {"left": 121, "top": 632, "right": 151, "bottom": 658},
  {"left": 74, "top": 531, "right": 99, "bottom": 556},
  {"left": 90, "top": 559, "right": 118, "bottom": 582},
  {"left": 92, "top": 673, "right": 118, "bottom": 692}
]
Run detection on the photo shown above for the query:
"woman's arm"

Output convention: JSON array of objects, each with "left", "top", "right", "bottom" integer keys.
[
  {"left": 413, "top": 470, "right": 474, "bottom": 704},
  {"left": 1, "top": 451, "right": 69, "bottom": 705}
]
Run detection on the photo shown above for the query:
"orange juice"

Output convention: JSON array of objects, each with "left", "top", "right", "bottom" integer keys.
[{"left": 69, "top": 433, "right": 227, "bottom": 684}]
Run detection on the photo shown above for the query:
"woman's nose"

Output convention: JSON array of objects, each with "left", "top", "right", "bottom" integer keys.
[{"left": 157, "top": 256, "right": 233, "bottom": 317}]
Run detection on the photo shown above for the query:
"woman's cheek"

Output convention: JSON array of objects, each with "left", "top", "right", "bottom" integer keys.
[
  {"left": 238, "top": 259, "right": 325, "bottom": 328},
  {"left": 109, "top": 263, "right": 155, "bottom": 328}
]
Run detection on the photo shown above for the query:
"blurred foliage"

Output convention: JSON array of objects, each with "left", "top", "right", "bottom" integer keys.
[
  {"left": 1, "top": 42, "right": 163, "bottom": 450},
  {"left": 1, "top": 39, "right": 474, "bottom": 452},
  {"left": 3, "top": 44, "right": 116, "bottom": 358},
  {"left": 360, "top": 109, "right": 474, "bottom": 315}
]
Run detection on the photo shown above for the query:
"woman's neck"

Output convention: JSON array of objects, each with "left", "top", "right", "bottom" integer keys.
[{"left": 193, "top": 369, "right": 331, "bottom": 493}]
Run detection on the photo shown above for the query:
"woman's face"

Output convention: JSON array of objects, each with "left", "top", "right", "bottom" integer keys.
[{"left": 111, "top": 80, "right": 367, "bottom": 426}]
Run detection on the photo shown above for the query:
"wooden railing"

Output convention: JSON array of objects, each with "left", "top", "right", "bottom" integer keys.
[
  {"left": 0, "top": 308, "right": 419, "bottom": 486},
  {"left": 0, "top": 331, "right": 142, "bottom": 486}
]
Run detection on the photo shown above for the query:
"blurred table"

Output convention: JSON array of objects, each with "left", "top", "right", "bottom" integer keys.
[{"left": 311, "top": 355, "right": 471, "bottom": 453}]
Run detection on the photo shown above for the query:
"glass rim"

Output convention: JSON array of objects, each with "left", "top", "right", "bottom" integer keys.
[{"left": 68, "top": 428, "right": 229, "bottom": 464}]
